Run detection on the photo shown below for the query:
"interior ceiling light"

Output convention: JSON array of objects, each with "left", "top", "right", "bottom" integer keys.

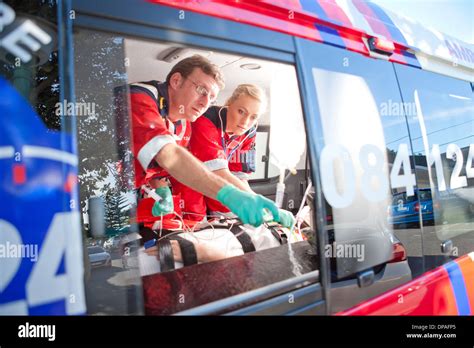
[{"left": 240, "top": 63, "right": 261, "bottom": 70}]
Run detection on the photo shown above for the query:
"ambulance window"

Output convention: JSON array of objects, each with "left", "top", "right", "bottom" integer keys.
[
  {"left": 73, "top": 28, "right": 143, "bottom": 315},
  {"left": 0, "top": 0, "right": 59, "bottom": 130},
  {"left": 393, "top": 65, "right": 474, "bottom": 271},
  {"left": 118, "top": 36, "right": 317, "bottom": 315}
]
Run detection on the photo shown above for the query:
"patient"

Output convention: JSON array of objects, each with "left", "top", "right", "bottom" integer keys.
[
  {"left": 143, "top": 221, "right": 289, "bottom": 265},
  {"left": 144, "top": 232, "right": 228, "bottom": 263}
]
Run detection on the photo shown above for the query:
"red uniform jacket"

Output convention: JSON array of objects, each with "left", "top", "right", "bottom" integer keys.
[
  {"left": 176, "top": 106, "right": 256, "bottom": 220},
  {"left": 129, "top": 81, "right": 191, "bottom": 228}
]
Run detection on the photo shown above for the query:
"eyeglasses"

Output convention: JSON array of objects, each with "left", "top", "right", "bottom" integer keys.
[{"left": 185, "top": 77, "right": 217, "bottom": 104}]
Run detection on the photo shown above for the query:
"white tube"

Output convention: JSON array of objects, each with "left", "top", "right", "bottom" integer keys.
[
  {"left": 141, "top": 185, "right": 162, "bottom": 202},
  {"left": 275, "top": 169, "right": 286, "bottom": 209}
]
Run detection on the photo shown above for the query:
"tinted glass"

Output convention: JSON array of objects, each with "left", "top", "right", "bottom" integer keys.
[
  {"left": 394, "top": 64, "right": 474, "bottom": 270},
  {"left": 73, "top": 28, "right": 143, "bottom": 315},
  {"left": 296, "top": 40, "right": 419, "bottom": 278}
]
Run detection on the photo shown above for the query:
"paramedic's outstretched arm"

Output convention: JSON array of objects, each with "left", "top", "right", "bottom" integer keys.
[
  {"left": 240, "top": 179, "right": 252, "bottom": 192},
  {"left": 214, "top": 168, "right": 253, "bottom": 193},
  {"left": 156, "top": 143, "right": 226, "bottom": 199},
  {"left": 214, "top": 169, "right": 294, "bottom": 228},
  {"left": 156, "top": 143, "right": 280, "bottom": 226}
]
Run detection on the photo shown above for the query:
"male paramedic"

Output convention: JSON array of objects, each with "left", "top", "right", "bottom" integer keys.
[{"left": 129, "top": 54, "right": 280, "bottom": 229}]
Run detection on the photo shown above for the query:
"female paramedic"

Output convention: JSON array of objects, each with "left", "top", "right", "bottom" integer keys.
[{"left": 174, "top": 84, "right": 295, "bottom": 227}]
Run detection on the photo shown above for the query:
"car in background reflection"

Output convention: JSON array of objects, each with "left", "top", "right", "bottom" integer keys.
[
  {"left": 88, "top": 246, "right": 111, "bottom": 268},
  {"left": 103, "top": 235, "right": 122, "bottom": 251},
  {"left": 388, "top": 188, "right": 435, "bottom": 227}
]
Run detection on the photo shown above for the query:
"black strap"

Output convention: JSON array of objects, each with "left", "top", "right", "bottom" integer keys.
[
  {"left": 229, "top": 224, "right": 256, "bottom": 253},
  {"left": 269, "top": 226, "right": 288, "bottom": 245},
  {"left": 138, "top": 224, "right": 156, "bottom": 245},
  {"left": 138, "top": 223, "right": 177, "bottom": 245},
  {"left": 129, "top": 84, "right": 161, "bottom": 111},
  {"left": 158, "top": 239, "right": 175, "bottom": 272},
  {"left": 168, "top": 236, "right": 198, "bottom": 266},
  {"left": 141, "top": 80, "right": 168, "bottom": 118}
]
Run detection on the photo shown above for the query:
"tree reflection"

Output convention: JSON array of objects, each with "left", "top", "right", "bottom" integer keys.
[{"left": 74, "top": 31, "right": 135, "bottom": 234}]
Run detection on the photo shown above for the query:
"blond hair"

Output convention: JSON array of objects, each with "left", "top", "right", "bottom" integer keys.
[{"left": 225, "top": 84, "right": 267, "bottom": 113}]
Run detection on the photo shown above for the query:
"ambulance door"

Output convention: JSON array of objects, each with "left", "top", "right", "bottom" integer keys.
[
  {"left": 393, "top": 64, "right": 474, "bottom": 273},
  {"left": 0, "top": 0, "right": 86, "bottom": 315},
  {"left": 295, "top": 37, "right": 420, "bottom": 312},
  {"left": 72, "top": 23, "right": 144, "bottom": 315}
]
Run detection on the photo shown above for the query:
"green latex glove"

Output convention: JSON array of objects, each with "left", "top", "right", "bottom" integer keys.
[
  {"left": 216, "top": 185, "right": 280, "bottom": 227},
  {"left": 278, "top": 209, "right": 296, "bottom": 229},
  {"left": 151, "top": 186, "right": 174, "bottom": 216}
]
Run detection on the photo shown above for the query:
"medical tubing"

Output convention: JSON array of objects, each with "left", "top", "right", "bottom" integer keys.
[{"left": 141, "top": 185, "right": 163, "bottom": 202}]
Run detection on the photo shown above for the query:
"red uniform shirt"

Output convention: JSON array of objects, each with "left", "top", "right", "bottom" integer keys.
[
  {"left": 177, "top": 106, "right": 256, "bottom": 218},
  {"left": 129, "top": 81, "right": 191, "bottom": 228},
  {"left": 129, "top": 81, "right": 191, "bottom": 188}
]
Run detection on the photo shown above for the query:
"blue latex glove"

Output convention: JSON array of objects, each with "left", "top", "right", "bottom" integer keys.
[
  {"left": 278, "top": 209, "right": 296, "bottom": 229},
  {"left": 151, "top": 186, "right": 174, "bottom": 216},
  {"left": 216, "top": 185, "right": 280, "bottom": 227}
]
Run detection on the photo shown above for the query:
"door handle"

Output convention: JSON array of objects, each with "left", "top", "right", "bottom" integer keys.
[
  {"left": 440, "top": 239, "right": 453, "bottom": 254},
  {"left": 357, "top": 269, "right": 375, "bottom": 288}
]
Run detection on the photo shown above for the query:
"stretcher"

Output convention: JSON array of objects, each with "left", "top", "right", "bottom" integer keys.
[{"left": 135, "top": 218, "right": 305, "bottom": 276}]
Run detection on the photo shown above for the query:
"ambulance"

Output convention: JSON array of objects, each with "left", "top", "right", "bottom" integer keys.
[{"left": 1, "top": 0, "right": 473, "bottom": 316}]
